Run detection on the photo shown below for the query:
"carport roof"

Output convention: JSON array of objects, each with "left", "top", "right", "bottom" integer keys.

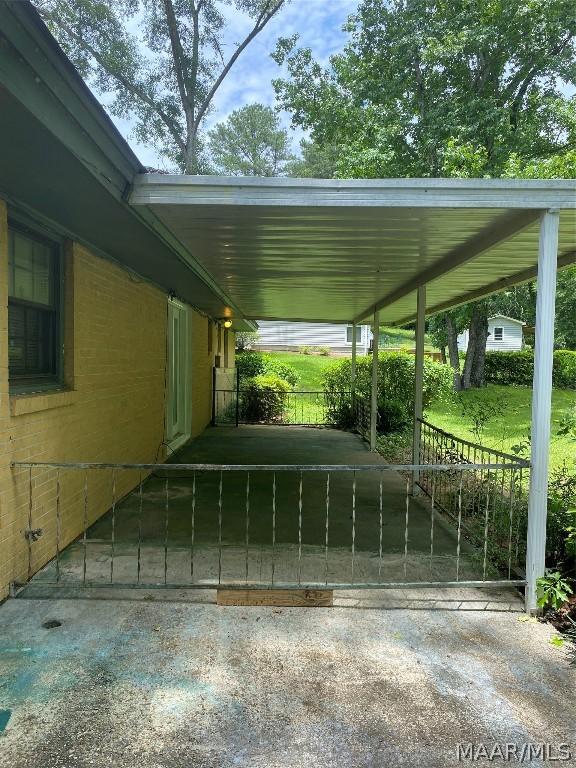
[{"left": 130, "top": 175, "right": 575, "bottom": 326}]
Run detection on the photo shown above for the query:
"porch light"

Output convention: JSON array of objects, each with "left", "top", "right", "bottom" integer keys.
[{"left": 223, "top": 319, "right": 233, "bottom": 329}]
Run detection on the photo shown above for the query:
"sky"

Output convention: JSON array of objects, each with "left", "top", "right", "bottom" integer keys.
[{"left": 106, "top": 0, "right": 358, "bottom": 169}]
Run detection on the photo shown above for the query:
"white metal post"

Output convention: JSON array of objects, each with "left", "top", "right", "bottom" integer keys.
[
  {"left": 370, "top": 310, "right": 380, "bottom": 451},
  {"left": 351, "top": 321, "right": 357, "bottom": 388},
  {"left": 525, "top": 210, "right": 559, "bottom": 614},
  {"left": 412, "top": 286, "right": 426, "bottom": 493}
]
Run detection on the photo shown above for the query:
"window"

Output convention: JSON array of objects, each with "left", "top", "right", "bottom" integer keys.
[
  {"left": 493, "top": 327, "right": 503, "bottom": 341},
  {"left": 346, "top": 325, "right": 362, "bottom": 343},
  {"left": 8, "top": 223, "right": 62, "bottom": 390}
]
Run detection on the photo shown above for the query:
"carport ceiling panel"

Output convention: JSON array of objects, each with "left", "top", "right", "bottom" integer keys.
[{"left": 147, "top": 204, "right": 507, "bottom": 322}]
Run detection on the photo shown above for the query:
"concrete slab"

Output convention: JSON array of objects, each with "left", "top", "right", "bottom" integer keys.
[{"left": 0, "top": 596, "right": 573, "bottom": 768}]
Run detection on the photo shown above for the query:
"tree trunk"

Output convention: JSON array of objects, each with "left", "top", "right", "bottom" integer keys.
[
  {"left": 462, "top": 304, "right": 488, "bottom": 389},
  {"left": 444, "top": 314, "right": 462, "bottom": 391},
  {"left": 439, "top": 345, "right": 447, "bottom": 364},
  {"left": 184, "top": 130, "right": 199, "bottom": 174},
  {"left": 470, "top": 312, "right": 489, "bottom": 387}
]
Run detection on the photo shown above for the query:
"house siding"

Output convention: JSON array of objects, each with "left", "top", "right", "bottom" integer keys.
[
  {"left": 254, "top": 321, "right": 370, "bottom": 353},
  {"left": 457, "top": 317, "right": 524, "bottom": 352},
  {"left": 0, "top": 199, "right": 215, "bottom": 599}
]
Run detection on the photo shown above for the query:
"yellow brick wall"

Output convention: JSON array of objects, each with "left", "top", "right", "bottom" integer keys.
[
  {"left": 0, "top": 202, "right": 169, "bottom": 598},
  {"left": 0, "top": 199, "right": 230, "bottom": 599}
]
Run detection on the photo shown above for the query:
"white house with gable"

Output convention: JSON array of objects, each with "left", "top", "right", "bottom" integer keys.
[
  {"left": 457, "top": 314, "right": 525, "bottom": 352},
  {"left": 254, "top": 321, "right": 372, "bottom": 355}
]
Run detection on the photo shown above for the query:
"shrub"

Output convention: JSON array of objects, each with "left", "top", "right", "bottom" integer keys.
[
  {"left": 317, "top": 346, "right": 330, "bottom": 356},
  {"left": 377, "top": 398, "right": 409, "bottom": 433},
  {"left": 236, "top": 352, "right": 299, "bottom": 388},
  {"left": 236, "top": 351, "right": 267, "bottom": 379},
  {"left": 554, "top": 351, "right": 576, "bottom": 389},
  {"left": 484, "top": 350, "right": 576, "bottom": 389},
  {"left": 299, "top": 345, "right": 312, "bottom": 355},
  {"left": 323, "top": 351, "right": 453, "bottom": 433},
  {"left": 263, "top": 357, "right": 300, "bottom": 388},
  {"left": 239, "top": 375, "right": 290, "bottom": 423}
]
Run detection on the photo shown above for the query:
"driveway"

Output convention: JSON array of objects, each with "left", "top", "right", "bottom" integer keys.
[{"left": 0, "top": 593, "right": 574, "bottom": 767}]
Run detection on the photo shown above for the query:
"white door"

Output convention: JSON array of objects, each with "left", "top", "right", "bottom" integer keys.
[{"left": 166, "top": 299, "right": 191, "bottom": 450}]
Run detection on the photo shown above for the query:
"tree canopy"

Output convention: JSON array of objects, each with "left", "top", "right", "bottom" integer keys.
[
  {"left": 207, "top": 104, "right": 294, "bottom": 176},
  {"left": 273, "top": 0, "right": 576, "bottom": 178},
  {"left": 35, "top": 0, "right": 286, "bottom": 173}
]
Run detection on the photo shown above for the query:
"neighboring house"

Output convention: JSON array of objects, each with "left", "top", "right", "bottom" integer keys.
[
  {"left": 254, "top": 321, "right": 371, "bottom": 354},
  {"left": 457, "top": 315, "right": 525, "bottom": 352},
  {"left": 0, "top": 3, "right": 242, "bottom": 601}
]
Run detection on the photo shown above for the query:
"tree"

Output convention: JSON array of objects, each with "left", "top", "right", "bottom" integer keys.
[
  {"left": 273, "top": 0, "right": 576, "bottom": 384},
  {"left": 35, "top": 0, "right": 286, "bottom": 173},
  {"left": 273, "top": 0, "right": 576, "bottom": 179},
  {"left": 208, "top": 104, "right": 294, "bottom": 176},
  {"left": 286, "top": 139, "right": 339, "bottom": 178}
]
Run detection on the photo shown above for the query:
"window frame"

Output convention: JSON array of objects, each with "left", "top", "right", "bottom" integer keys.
[
  {"left": 7, "top": 216, "right": 65, "bottom": 394},
  {"left": 493, "top": 326, "right": 504, "bottom": 341},
  {"left": 346, "top": 325, "right": 362, "bottom": 344}
]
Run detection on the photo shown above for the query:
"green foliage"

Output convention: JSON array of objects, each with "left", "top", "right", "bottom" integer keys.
[
  {"left": 537, "top": 571, "right": 573, "bottom": 611},
  {"left": 207, "top": 104, "right": 295, "bottom": 176},
  {"left": 287, "top": 139, "right": 340, "bottom": 178},
  {"left": 456, "top": 391, "right": 507, "bottom": 445},
  {"left": 299, "top": 346, "right": 312, "bottom": 355},
  {"left": 316, "top": 346, "right": 330, "bottom": 357},
  {"left": 273, "top": 0, "right": 576, "bottom": 179},
  {"left": 235, "top": 331, "right": 260, "bottom": 352},
  {"left": 558, "top": 406, "right": 576, "bottom": 442},
  {"left": 236, "top": 351, "right": 299, "bottom": 388},
  {"left": 239, "top": 374, "right": 290, "bottom": 423},
  {"left": 547, "top": 465, "right": 576, "bottom": 572},
  {"left": 323, "top": 352, "right": 453, "bottom": 431},
  {"left": 35, "top": 0, "right": 286, "bottom": 172},
  {"left": 483, "top": 351, "right": 576, "bottom": 389},
  {"left": 555, "top": 267, "right": 576, "bottom": 350},
  {"left": 236, "top": 351, "right": 267, "bottom": 379},
  {"left": 264, "top": 358, "right": 299, "bottom": 388}
]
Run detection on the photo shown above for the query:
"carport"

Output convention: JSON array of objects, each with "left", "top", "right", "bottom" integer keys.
[{"left": 127, "top": 175, "right": 575, "bottom": 613}]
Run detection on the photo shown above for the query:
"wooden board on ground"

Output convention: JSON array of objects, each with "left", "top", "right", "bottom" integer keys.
[{"left": 217, "top": 588, "right": 333, "bottom": 607}]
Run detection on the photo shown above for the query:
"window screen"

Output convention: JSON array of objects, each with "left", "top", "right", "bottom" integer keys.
[
  {"left": 8, "top": 224, "right": 61, "bottom": 387},
  {"left": 493, "top": 327, "right": 503, "bottom": 341}
]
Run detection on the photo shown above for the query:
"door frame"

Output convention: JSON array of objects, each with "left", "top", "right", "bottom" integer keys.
[{"left": 166, "top": 298, "right": 192, "bottom": 452}]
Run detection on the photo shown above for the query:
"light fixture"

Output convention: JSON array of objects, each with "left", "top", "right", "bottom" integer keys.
[{"left": 223, "top": 319, "right": 233, "bottom": 329}]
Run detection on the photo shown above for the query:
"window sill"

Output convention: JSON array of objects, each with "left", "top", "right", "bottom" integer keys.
[{"left": 10, "top": 389, "right": 78, "bottom": 416}]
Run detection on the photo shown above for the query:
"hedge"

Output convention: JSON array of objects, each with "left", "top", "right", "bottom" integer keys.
[
  {"left": 239, "top": 374, "right": 290, "bottom": 423},
  {"left": 236, "top": 351, "right": 299, "bottom": 388},
  {"left": 484, "top": 350, "right": 576, "bottom": 389},
  {"left": 323, "top": 351, "right": 453, "bottom": 432}
]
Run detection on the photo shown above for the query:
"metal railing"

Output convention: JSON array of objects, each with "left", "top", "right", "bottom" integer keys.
[
  {"left": 213, "top": 389, "right": 349, "bottom": 426},
  {"left": 417, "top": 419, "right": 530, "bottom": 578},
  {"left": 12, "top": 458, "right": 528, "bottom": 593}
]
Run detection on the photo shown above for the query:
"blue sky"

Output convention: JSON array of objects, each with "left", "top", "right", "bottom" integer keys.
[{"left": 108, "top": 0, "right": 358, "bottom": 169}]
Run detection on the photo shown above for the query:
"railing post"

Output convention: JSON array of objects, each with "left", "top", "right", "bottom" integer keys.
[
  {"left": 525, "top": 210, "right": 559, "bottom": 614},
  {"left": 370, "top": 309, "right": 380, "bottom": 451},
  {"left": 351, "top": 321, "right": 357, "bottom": 416},
  {"left": 412, "top": 285, "right": 426, "bottom": 493},
  {"left": 235, "top": 368, "right": 240, "bottom": 427},
  {"left": 211, "top": 366, "right": 217, "bottom": 426}
]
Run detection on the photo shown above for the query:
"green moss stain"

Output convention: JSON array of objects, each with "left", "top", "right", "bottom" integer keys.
[{"left": 0, "top": 709, "right": 11, "bottom": 732}]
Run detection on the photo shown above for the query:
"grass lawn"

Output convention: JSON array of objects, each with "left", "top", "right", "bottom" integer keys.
[
  {"left": 266, "top": 351, "right": 337, "bottom": 390},
  {"left": 427, "top": 385, "right": 575, "bottom": 470}
]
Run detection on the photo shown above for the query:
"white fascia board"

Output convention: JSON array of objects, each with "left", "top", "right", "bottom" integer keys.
[{"left": 131, "top": 175, "right": 576, "bottom": 210}]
